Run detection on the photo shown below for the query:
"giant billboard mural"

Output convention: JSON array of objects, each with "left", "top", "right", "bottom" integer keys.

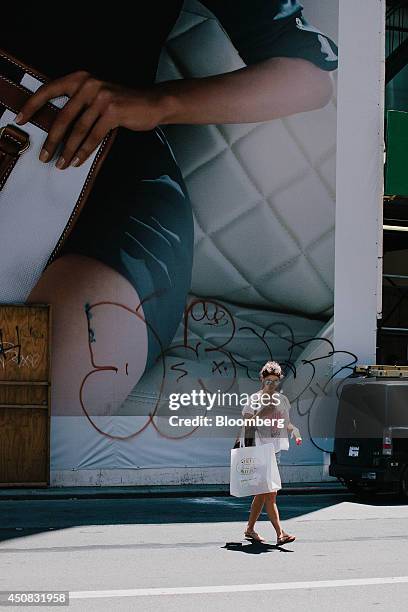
[{"left": 1, "top": 1, "right": 383, "bottom": 486}]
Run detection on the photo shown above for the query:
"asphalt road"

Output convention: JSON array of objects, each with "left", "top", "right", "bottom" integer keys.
[{"left": 1, "top": 492, "right": 408, "bottom": 611}]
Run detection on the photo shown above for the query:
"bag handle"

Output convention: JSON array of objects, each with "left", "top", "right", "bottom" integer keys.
[
  {"left": 239, "top": 424, "right": 246, "bottom": 448},
  {"left": 232, "top": 425, "right": 245, "bottom": 449},
  {"left": 233, "top": 423, "right": 256, "bottom": 448}
]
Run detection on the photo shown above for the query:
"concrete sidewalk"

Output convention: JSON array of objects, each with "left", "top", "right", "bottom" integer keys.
[{"left": 0, "top": 481, "right": 346, "bottom": 500}]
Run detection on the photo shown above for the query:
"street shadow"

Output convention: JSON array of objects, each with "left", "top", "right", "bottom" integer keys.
[
  {"left": 0, "top": 491, "right": 354, "bottom": 544},
  {"left": 223, "top": 540, "right": 294, "bottom": 555},
  {"left": 348, "top": 491, "right": 401, "bottom": 504},
  {"left": 2, "top": 490, "right": 407, "bottom": 545}
]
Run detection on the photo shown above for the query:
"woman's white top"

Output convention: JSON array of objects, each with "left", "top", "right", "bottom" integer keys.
[{"left": 241, "top": 391, "right": 291, "bottom": 452}]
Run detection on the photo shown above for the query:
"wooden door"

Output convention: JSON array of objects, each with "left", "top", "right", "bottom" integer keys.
[{"left": 0, "top": 305, "right": 51, "bottom": 486}]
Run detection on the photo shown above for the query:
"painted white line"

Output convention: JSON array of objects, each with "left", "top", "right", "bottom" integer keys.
[{"left": 70, "top": 576, "right": 408, "bottom": 599}]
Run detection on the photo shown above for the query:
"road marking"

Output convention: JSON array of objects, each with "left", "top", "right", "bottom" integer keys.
[{"left": 70, "top": 576, "right": 408, "bottom": 599}]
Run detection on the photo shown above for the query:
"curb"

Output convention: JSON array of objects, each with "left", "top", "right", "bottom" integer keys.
[{"left": 0, "top": 482, "right": 347, "bottom": 501}]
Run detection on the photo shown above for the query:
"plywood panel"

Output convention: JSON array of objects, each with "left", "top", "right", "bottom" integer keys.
[
  {"left": 0, "top": 407, "right": 48, "bottom": 484},
  {"left": 0, "top": 305, "right": 49, "bottom": 382},
  {"left": 0, "top": 304, "right": 50, "bottom": 486},
  {"left": 0, "top": 385, "right": 48, "bottom": 406}
]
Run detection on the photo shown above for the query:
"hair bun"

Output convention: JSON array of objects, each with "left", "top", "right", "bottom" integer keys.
[{"left": 259, "top": 360, "right": 284, "bottom": 380}]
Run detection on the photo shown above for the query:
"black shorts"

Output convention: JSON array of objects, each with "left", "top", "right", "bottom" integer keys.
[{"left": 57, "top": 126, "right": 194, "bottom": 375}]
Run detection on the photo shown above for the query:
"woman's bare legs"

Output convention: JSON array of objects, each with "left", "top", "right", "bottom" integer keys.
[
  {"left": 245, "top": 492, "right": 295, "bottom": 543},
  {"left": 264, "top": 492, "right": 283, "bottom": 538},
  {"left": 245, "top": 494, "right": 266, "bottom": 540},
  {"left": 264, "top": 492, "right": 295, "bottom": 543},
  {"left": 26, "top": 253, "right": 149, "bottom": 417},
  {"left": 247, "top": 494, "right": 265, "bottom": 530}
]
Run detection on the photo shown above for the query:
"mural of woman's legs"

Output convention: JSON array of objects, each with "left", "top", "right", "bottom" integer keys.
[{"left": 26, "top": 253, "right": 148, "bottom": 417}]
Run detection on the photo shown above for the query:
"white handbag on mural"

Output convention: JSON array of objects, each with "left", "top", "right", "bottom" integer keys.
[
  {"left": 0, "top": 49, "right": 117, "bottom": 303},
  {"left": 230, "top": 425, "right": 282, "bottom": 497}
]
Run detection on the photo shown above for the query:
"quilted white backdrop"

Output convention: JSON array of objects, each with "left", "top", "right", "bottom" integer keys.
[{"left": 157, "top": 0, "right": 338, "bottom": 318}]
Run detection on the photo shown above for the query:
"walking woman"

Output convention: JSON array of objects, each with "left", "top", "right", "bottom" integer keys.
[
  {"left": 243, "top": 361, "right": 302, "bottom": 546},
  {"left": 3, "top": 2, "right": 337, "bottom": 419}
]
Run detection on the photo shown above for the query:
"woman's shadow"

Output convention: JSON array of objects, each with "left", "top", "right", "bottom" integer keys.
[{"left": 223, "top": 540, "right": 294, "bottom": 555}]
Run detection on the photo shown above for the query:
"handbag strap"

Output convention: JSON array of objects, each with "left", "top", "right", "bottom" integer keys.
[{"left": 0, "top": 124, "right": 30, "bottom": 191}]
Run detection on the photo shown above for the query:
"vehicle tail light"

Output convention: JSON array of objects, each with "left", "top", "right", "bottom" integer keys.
[{"left": 382, "top": 426, "right": 393, "bottom": 456}]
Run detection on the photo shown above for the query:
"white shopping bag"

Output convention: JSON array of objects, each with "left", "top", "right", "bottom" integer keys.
[{"left": 230, "top": 438, "right": 281, "bottom": 497}]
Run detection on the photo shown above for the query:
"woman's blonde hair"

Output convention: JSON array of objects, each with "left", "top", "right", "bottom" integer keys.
[{"left": 259, "top": 360, "right": 284, "bottom": 381}]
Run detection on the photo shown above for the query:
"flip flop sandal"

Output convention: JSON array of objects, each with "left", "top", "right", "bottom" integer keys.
[
  {"left": 277, "top": 534, "right": 296, "bottom": 546},
  {"left": 244, "top": 530, "right": 265, "bottom": 542}
]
